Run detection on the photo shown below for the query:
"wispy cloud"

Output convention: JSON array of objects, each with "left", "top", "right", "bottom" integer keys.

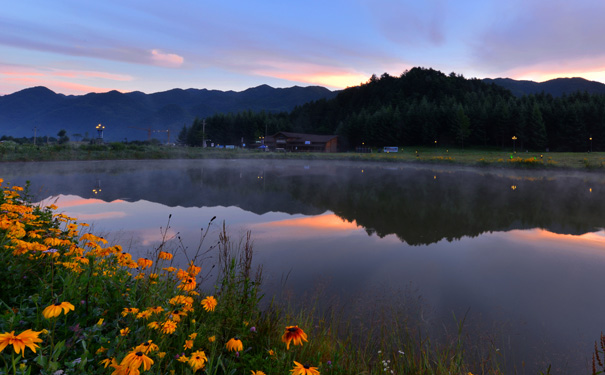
[
  {"left": 473, "top": 0, "right": 605, "bottom": 78},
  {"left": 150, "top": 49, "right": 184, "bottom": 68}
]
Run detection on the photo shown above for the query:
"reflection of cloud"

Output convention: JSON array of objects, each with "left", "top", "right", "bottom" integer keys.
[
  {"left": 253, "top": 213, "right": 359, "bottom": 234},
  {"left": 69, "top": 211, "right": 128, "bottom": 220},
  {"left": 132, "top": 227, "right": 179, "bottom": 246},
  {"left": 48, "top": 195, "right": 126, "bottom": 208},
  {"left": 508, "top": 228, "right": 605, "bottom": 254},
  {"left": 150, "top": 49, "right": 184, "bottom": 68}
]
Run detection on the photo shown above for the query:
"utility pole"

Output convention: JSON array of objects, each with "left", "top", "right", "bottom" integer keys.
[
  {"left": 202, "top": 119, "right": 206, "bottom": 148},
  {"left": 33, "top": 127, "right": 37, "bottom": 146}
]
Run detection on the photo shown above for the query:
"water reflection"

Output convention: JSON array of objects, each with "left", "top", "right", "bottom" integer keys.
[
  {"left": 1, "top": 159, "right": 605, "bottom": 373},
  {"left": 2, "top": 159, "right": 603, "bottom": 246}
]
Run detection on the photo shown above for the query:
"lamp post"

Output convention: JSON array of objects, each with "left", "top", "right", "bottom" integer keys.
[
  {"left": 590, "top": 136, "right": 593, "bottom": 152},
  {"left": 512, "top": 136, "right": 517, "bottom": 153},
  {"left": 96, "top": 124, "right": 105, "bottom": 141}
]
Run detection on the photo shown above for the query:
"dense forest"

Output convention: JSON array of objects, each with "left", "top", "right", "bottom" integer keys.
[{"left": 179, "top": 67, "right": 605, "bottom": 152}]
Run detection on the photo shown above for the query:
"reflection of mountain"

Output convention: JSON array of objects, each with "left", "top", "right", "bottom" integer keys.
[{"left": 2, "top": 160, "right": 604, "bottom": 245}]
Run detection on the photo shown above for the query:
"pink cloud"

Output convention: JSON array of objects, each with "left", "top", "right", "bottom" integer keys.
[
  {"left": 150, "top": 49, "right": 184, "bottom": 68},
  {"left": 0, "top": 64, "right": 133, "bottom": 94}
]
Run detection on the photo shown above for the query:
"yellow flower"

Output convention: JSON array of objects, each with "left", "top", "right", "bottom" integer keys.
[
  {"left": 120, "top": 350, "right": 154, "bottom": 371},
  {"left": 148, "top": 306, "right": 164, "bottom": 314},
  {"left": 97, "top": 318, "right": 104, "bottom": 326},
  {"left": 189, "top": 332, "right": 198, "bottom": 340},
  {"left": 282, "top": 326, "right": 308, "bottom": 350},
  {"left": 42, "top": 301, "right": 75, "bottom": 319},
  {"left": 251, "top": 371, "right": 267, "bottom": 375},
  {"left": 208, "top": 336, "right": 216, "bottom": 343},
  {"left": 96, "top": 346, "right": 107, "bottom": 354},
  {"left": 137, "top": 257, "right": 153, "bottom": 269},
  {"left": 134, "top": 340, "right": 159, "bottom": 354},
  {"left": 136, "top": 311, "right": 152, "bottom": 320},
  {"left": 158, "top": 352, "right": 166, "bottom": 359},
  {"left": 99, "top": 357, "right": 113, "bottom": 368},
  {"left": 178, "top": 276, "right": 197, "bottom": 291},
  {"left": 161, "top": 320, "right": 177, "bottom": 335},
  {"left": 177, "top": 355, "right": 189, "bottom": 363},
  {"left": 187, "top": 262, "right": 201, "bottom": 276},
  {"left": 184, "top": 340, "right": 194, "bottom": 350},
  {"left": 122, "top": 307, "right": 140, "bottom": 317},
  {"left": 290, "top": 361, "right": 320, "bottom": 375},
  {"left": 147, "top": 321, "right": 160, "bottom": 330},
  {"left": 201, "top": 296, "right": 217, "bottom": 312},
  {"left": 188, "top": 350, "right": 207, "bottom": 372},
  {"left": 225, "top": 337, "right": 243, "bottom": 352},
  {"left": 120, "top": 328, "right": 130, "bottom": 336},
  {"left": 0, "top": 330, "right": 43, "bottom": 355},
  {"left": 158, "top": 251, "right": 173, "bottom": 260}
]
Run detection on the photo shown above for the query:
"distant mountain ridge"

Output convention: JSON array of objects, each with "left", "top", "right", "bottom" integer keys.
[
  {"left": 483, "top": 77, "right": 605, "bottom": 97},
  {"left": 0, "top": 85, "right": 337, "bottom": 141},
  {"left": 2, "top": 73, "right": 605, "bottom": 142}
]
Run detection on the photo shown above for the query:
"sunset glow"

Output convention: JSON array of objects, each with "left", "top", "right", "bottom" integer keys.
[{"left": 1, "top": 1, "right": 604, "bottom": 95}]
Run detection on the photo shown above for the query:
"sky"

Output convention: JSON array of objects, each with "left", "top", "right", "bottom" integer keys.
[{"left": 1, "top": 0, "right": 605, "bottom": 96}]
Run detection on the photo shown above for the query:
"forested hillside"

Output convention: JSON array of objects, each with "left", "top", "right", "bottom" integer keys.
[{"left": 182, "top": 67, "right": 605, "bottom": 152}]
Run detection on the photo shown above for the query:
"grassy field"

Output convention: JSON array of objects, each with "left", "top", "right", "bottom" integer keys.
[{"left": 0, "top": 141, "right": 604, "bottom": 170}]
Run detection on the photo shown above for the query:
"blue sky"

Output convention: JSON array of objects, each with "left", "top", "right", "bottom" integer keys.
[{"left": 1, "top": 0, "right": 604, "bottom": 95}]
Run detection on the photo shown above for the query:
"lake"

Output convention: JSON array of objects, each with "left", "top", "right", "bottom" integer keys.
[{"left": 1, "top": 159, "right": 604, "bottom": 373}]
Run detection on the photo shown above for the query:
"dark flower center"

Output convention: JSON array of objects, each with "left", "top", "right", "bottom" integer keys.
[
  {"left": 136, "top": 352, "right": 143, "bottom": 356},
  {"left": 54, "top": 302, "right": 62, "bottom": 306},
  {"left": 304, "top": 364, "right": 310, "bottom": 369},
  {"left": 288, "top": 327, "right": 298, "bottom": 332}
]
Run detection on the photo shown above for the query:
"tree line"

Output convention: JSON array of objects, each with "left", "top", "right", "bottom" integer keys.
[{"left": 178, "top": 67, "right": 605, "bottom": 152}]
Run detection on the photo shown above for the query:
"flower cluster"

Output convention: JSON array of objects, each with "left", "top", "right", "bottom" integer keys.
[{"left": 0, "top": 179, "right": 323, "bottom": 375}]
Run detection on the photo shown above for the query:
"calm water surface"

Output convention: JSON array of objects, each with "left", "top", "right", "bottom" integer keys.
[{"left": 2, "top": 159, "right": 604, "bottom": 374}]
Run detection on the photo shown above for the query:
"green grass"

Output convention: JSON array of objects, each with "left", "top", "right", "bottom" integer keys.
[
  {"left": 0, "top": 178, "right": 518, "bottom": 374},
  {"left": 0, "top": 141, "right": 604, "bottom": 170}
]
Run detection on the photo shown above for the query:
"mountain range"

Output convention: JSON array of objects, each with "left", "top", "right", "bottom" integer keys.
[
  {"left": 1, "top": 75, "right": 605, "bottom": 142},
  {"left": 0, "top": 85, "right": 337, "bottom": 142}
]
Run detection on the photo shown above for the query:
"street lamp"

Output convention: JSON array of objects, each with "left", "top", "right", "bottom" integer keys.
[
  {"left": 590, "top": 136, "right": 593, "bottom": 152},
  {"left": 96, "top": 124, "right": 105, "bottom": 140},
  {"left": 512, "top": 136, "right": 517, "bottom": 153}
]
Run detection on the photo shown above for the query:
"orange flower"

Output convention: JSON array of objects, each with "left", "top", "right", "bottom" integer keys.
[
  {"left": 225, "top": 337, "right": 243, "bottom": 352},
  {"left": 201, "top": 296, "right": 217, "bottom": 312},
  {"left": 183, "top": 339, "right": 194, "bottom": 350},
  {"left": 120, "top": 350, "right": 154, "bottom": 371},
  {"left": 290, "top": 361, "right": 320, "bottom": 375},
  {"left": 178, "top": 276, "right": 197, "bottom": 291},
  {"left": 282, "top": 326, "right": 308, "bottom": 350},
  {"left": 188, "top": 350, "right": 207, "bottom": 372},
  {"left": 0, "top": 330, "right": 43, "bottom": 355},
  {"left": 134, "top": 340, "right": 159, "bottom": 354},
  {"left": 137, "top": 257, "right": 153, "bottom": 269},
  {"left": 42, "top": 301, "right": 75, "bottom": 319},
  {"left": 120, "top": 328, "right": 130, "bottom": 336},
  {"left": 161, "top": 320, "right": 177, "bottom": 335},
  {"left": 158, "top": 251, "right": 173, "bottom": 260}
]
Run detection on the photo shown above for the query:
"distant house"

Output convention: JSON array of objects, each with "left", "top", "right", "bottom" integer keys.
[{"left": 266, "top": 132, "right": 338, "bottom": 152}]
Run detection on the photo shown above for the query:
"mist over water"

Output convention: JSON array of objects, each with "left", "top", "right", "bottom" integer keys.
[{"left": 1, "top": 159, "right": 604, "bottom": 373}]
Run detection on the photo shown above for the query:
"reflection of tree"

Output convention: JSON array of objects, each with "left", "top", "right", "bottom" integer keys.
[{"left": 3, "top": 160, "right": 604, "bottom": 246}]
